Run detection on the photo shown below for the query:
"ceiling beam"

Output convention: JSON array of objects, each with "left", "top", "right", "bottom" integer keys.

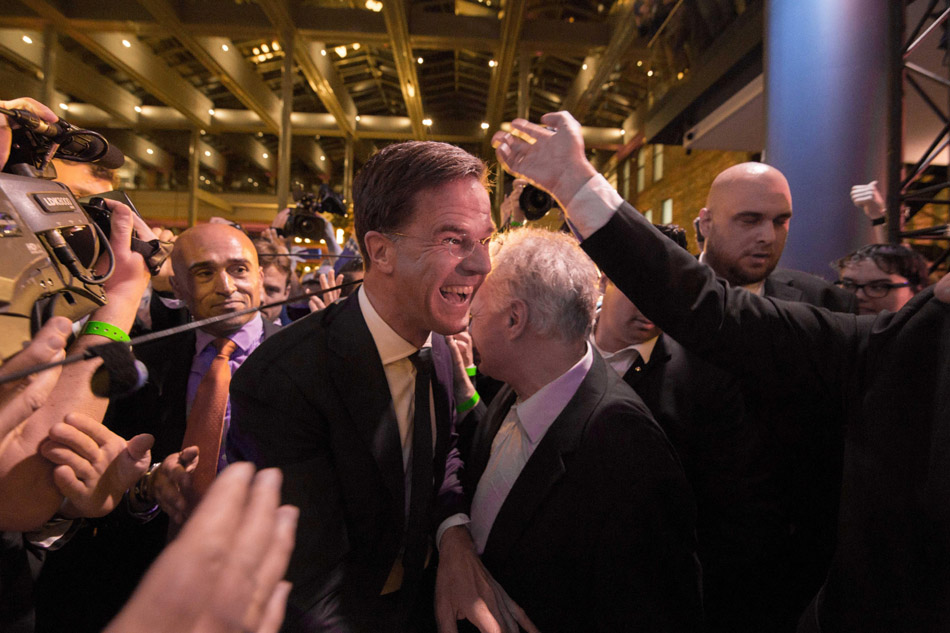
[
  {"left": 256, "top": 0, "right": 358, "bottom": 138},
  {"left": 382, "top": 0, "right": 426, "bottom": 137},
  {"left": 137, "top": 0, "right": 282, "bottom": 133},
  {"left": 562, "top": 2, "right": 648, "bottom": 121},
  {"left": 17, "top": 0, "right": 214, "bottom": 128},
  {"left": 481, "top": 0, "right": 527, "bottom": 151}
]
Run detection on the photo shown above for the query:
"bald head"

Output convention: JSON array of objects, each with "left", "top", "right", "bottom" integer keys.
[
  {"left": 170, "top": 223, "right": 263, "bottom": 336},
  {"left": 699, "top": 162, "right": 793, "bottom": 286}
]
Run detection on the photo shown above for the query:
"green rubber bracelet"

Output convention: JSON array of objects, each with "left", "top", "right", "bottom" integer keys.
[
  {"left": 509, "top": 220, "right": 524, "bottom": 228},
  {"left": 456, "top": 391, "right": 481, "bottom": 414},
  {"left": 466, "top": 366, "right": 477, "bottom": 377},
  {"left": 81, "top": 320, "right": 130, "bottom": 343}
]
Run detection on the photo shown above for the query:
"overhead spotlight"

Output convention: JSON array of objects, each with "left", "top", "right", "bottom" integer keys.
[
  {"left": 262, "top": 152, "right": 269, "bottom": 159},
  {"left": 320, "top": 155, "right": 325, "bottom": 161},
  {"left": 480, "top": 122, "right": 489, "bottom": 130},
  {"left": 258, "top": 54, "right": 266, "bottom": 62},
  {"left": 582, "top": 63, "right": 588, "bottom": 70},
  {"left": 488, "top": 59, "right": 497, "bottom": 68},
  {"left": 422, "top": 117, "right": 432, "bottom": 126},
  {"left": 204, "top": 150, "right": 211, "bottom": 157},
  {"left": 355, "top": 115, "right": 361, "bottom": 121},
  {"left": 676, "top": 71, "right": 684, "bottom": 80},
  {"left": 253, "top": 47, "right": 260, "bottom": 55},
  {"left": 568, "top": 16, "right": 574, "bottom": 22},
  {"left": 406, "top": 82, "right": 415, "bottom": 97},
  {"left": 134, "top": 105, "right": 142, "bottom": 113},
  {"left": 58, "top": 103, "right": 69, "bottom": 111},
  {"left": 22, "top": 35, "right": 33, "bottom": 45},
  {"left": 257, "top": 131, "right": 264, "bottom": 137},
  {"left": 221, "top": 44, "right": 229, "bottom": 52},
  {"left": 262, "top": 43, "right": 270, "bottom": 53},
  {"left": 303, "top": 265, "right": 311, "bottom": 272},
  {"left": 122, "top": 39, "right": 132, "bottom": 48},
  {"left": 336, "top": 228, "right": 344, "bottom": 244},
  {"left": 272, "top": 41, "right": 280, "bottom": 51},
  {"left": 646, "top": 69, "right": 654, "bottom": 77},
  {"left": 620, "top": 129, "right": 626, "bottom": 135},
  {"left": 334, "top": 45, "right": 348, "bottom": 58},
  {"left": 253, "top": 182, "right": 259, "bottom": 187},
  {"left": 636, "top": 60, "right": 643, "bottom": 67},
  {"left": 146, "top": 148, "right": 154, "bottom": 155},
  {"left": 352, "top": 43, "right": 361, "bottom": 51},
  {"left": 417, "top": 57, "right": 424, "bottom": 64},
  {"left": 200, "top": 129, "right": 206, "bottom": 135},
  {"left": 247, "top": 177, "right": 253, "bottom": 183},
  {"left": 209, "top": 108, "right": 216, "bottom": 116},
  {"left": 265, "top": 52, "right": 273, "bottom": 59},
  {"left": 321, "top": 49, "right": 327, "bottom": 56}
]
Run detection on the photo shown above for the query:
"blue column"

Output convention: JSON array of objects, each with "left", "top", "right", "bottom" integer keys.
[{"left": 765, "top": 0, "right": 890, "bottom": 277}]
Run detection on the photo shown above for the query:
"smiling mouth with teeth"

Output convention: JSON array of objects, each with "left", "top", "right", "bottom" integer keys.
[{"left": 440, "top": 286, "right": 473, "bottom": 304}]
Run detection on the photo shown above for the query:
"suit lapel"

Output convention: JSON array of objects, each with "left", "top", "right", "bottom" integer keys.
[
  {"left": 764, "top": 275, "right": 803, "bottom": 302},
  {"left": 430, "top": 335, "right": 453, "bottom": 474},
  {"left": 327, "top": 295, "right": 406, "bottom": 525},
  {"left": 481, "top": 355, "right": 609, "bottom": 570},
  {"left": 466, "top": 386, "right": 517, "bottom": 494}
]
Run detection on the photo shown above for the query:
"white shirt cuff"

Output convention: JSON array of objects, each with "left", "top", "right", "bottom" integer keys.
[
  {"left": 564, "top": 173, "right": 624, "bottom": 240},
  {"left": 436, "top": 513, "right": 471, "bottom": 551}
]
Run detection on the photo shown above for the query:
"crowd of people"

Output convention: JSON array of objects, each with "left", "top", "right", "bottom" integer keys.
[{"left": 0, "top": 93, "right": 948, "bottom": 633}]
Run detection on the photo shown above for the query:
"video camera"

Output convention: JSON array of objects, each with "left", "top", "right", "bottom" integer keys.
[
  {"left": 0, "top": 106, "right": 139, "bottom": 362},
  {"left": 280, "top": 183, "right": 346, "bottom": 241}
]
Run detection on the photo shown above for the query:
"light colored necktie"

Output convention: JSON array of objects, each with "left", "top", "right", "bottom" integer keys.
[
  {"left": 182, "top": 337, "right": 237, "bottom": 502},
  {"left": 470, "top": 405, "right": 524, "bottom": 554}
]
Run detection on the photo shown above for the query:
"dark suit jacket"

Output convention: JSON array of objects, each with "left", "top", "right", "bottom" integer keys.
[
  {"left": 461, "top": 352, "right": 703, "bottom": 632},
  {"left": 765, "top": 268, "right": 857, "bottom": 314},
  {"left": 227, "top": 293, "right": 465, "bottom": 632},
  {"left": 35, "top": 317, "right": 280, "bottom": 633},
  {"left": 583, "top": 201, "right": 950, "bottom": 632}
]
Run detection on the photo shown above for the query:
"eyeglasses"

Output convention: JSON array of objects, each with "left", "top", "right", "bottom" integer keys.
[
  {"left": 834, "top": 279, "right": 911, "bottom": 298},
  {"left": 387, "top": 232, "right": 493, "bottom": 259}
]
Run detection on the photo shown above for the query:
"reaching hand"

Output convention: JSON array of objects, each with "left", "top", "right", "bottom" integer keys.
[
  {"left": 500, "top": 179, "right": 529, "bottom": 227},
  {"left": 435, "top": 526, "right": 539, "bottom": 633},
  {"left": 492, "top": 112, "right": 598, "bottom": 210},
  {"left": 104, "top": 463, "right": 298, "bottom": 633},
  {"left": 0, "top": 97, "right": 58, "bottom": 170},
  {"left": 446, "top": 333, "right": 476, "bottom": 404},
  {"left": 308, "top": 272, "right": 343, "bottom": 312},
  {"left": 41, "top": 413, "right": 154, "bottom": 519},
  {"left": 150, "top": 447, "right": 200, "bottom": 524},
  {"left": 0, "top": 317, "right": 71, "bottom": 439}
]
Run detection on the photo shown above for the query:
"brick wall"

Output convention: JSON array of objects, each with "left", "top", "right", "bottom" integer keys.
[{"left": 628, "top": 145, "right": 755, "bottom": 253}]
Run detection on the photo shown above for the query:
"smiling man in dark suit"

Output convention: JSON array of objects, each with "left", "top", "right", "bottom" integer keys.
[
  {"left": 465, "top": 228, "right": 702, "bottom": 632},
  {"left": 228, "top": 141, "right": 534, "bottom": 633}
]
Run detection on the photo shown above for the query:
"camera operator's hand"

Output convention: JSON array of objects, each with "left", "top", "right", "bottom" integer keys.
[
  {"left": 308, "top": 272, "right": 343, "bottom": 312},
  {"left": 500, "top": 179, "right": 529, "bottom": 227},
  {"left": 40, "top": 412, "right": 153, "bottom": 519},
  {"left": 149, "top": 226, "right": 178, "bottom": 293},
  {"left": 492, "top": 112, "right": 598, "bottom": 211},
  {"left": 0, "top": 317, "right": 70, "bottom": 440},
  {"left": 0, "top": 97, "right": 57, "bottom": 171}
]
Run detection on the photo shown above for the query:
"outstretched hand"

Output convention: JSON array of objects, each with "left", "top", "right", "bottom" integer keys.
[
  {"left": 850, "top": 180, "right": 886, "bottom": 221},
  {"left": 491, "top": 112, "right": 597, "bottom": 210}
]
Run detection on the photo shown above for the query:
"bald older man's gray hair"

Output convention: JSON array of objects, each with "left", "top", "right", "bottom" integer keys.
[{"left": 488, "top": 228, "right": 599, "bottom": 342}]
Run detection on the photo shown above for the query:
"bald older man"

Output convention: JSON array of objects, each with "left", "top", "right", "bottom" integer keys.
[{"left": 37, "top": 223, "right": 281, "bottom": 633}]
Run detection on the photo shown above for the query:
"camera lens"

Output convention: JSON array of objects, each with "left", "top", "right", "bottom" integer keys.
[{"left": 518, "top": 185, "right": 554, "bottom": 221}]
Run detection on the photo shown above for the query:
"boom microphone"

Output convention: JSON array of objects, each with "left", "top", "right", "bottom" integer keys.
[{"left": 1, "top": 107, "right": 111, "bottom": 164}]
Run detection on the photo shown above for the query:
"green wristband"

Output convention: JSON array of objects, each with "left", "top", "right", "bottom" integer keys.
[
  {"left": 509, "top": 220, "right": 524, "bottom": 227},
  {"left": 81, "top": 320, "right": 130, "bottom": 343},
  {"left": 456, "top": 391, "right": 480, "bottom": 414},
  {"left": 466, "top": 366, "right": 477, "bottom": 377}
]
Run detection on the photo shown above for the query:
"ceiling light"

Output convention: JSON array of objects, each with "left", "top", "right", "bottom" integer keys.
[
  {"left": 146, "top": 148, "right": 154, "bottom": 155},
  {"left": 355, "top": 115, "right": 361, "bottom": 121},
  {"left": 480, "top": 122, "right": 489, "bottom": 130},
  {"left": 353, "top": 43, "right": 361, "bottom": 51},
  {"left": 22, "top": 35, "right": 32, "bottom": 45},
  {"left": 620, "top": 129, "right": 626, "bottom": 135},
  {"left": 320, "top": 49, "right": 327, "bottom": 56},
  {"left": 406, "top": 82, "right": 415, "bottom": 97},
  {"left": 253, "top": 182, "right": 259, "bottom": 187},
  {"left": 221, "top": 44, "right": 229, "bottom": 52},
  {"left": 257, "top": 131, "right": 264, "bottom": 137},
  {"left": 58, "top": 103, "right": 69, "bottom": 111},
  {"left": 334, "top": 46, "right": 348, "bottom": 58},
  {"left": 272, "top": 41, "right": 280, "bottom": 51},
  {"left": 247, "top": 177, "right": 253, "bottom": 183},
  {"left": 208, "top": 108, "right": 216, "bottom": 115},
  {"left": 122, "top": 39, "right": 131, "bottom": 48},
  {"left": 261, "top": 43, "right": 270, "bottom": 53},
  {"left": 582, "top": 63, "right": 588, "bottom": 70},
  {"left": 265, "top": 52, "right": 273, "bottom": 59},
  {"left": 204, "top": 150, "right": 211, "bottom": 157},
  {"left": 257, "top": 54, "right": 266, "bottom": 62},
  {"left": 677, "top": 71, "right": 684, "bottom": 80},
  {"left": 320, "top": 155, "right": 325, "bottom": 161},
  {"left": 262, "top": 152, "right": 269, "bottom": 159},
  {"left": 422, "top": 118, "right": 432, "bottom": 126},
  {"left": 647, "top": 69, "right": 654, "bottom": 77},
  {"left": 253, "top": 47, "right": 260, "bottom": 55},
  {"left": 417, "top": 57, "right": 424, "bottom": 64},
  {"left": 488, "top": 59, "right": 497, "bottom": 68},
  {"left": 200, "top": 129, "right": 206, "bottom": 135},
  {"left": 134, "top": 105, "right": 142, "bottom": 113}
]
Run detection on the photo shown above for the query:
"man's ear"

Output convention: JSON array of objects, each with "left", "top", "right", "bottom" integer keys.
[
  {"left": 506, "top": 298, "right": 529, "bottom": 339},
  {"left": 698, "top": 207, "right": 712, "bottom": 234},
  {"left": 363, "top": 231, "right": 395, "bottom": 274}
]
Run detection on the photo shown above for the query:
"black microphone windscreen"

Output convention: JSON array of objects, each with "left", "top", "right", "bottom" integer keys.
[
  {"left": 89, "top": 342, "right": 148, "bottom": 398},
  {"left": 97, "top": 144, "right": 125, "bottom": 170}
]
